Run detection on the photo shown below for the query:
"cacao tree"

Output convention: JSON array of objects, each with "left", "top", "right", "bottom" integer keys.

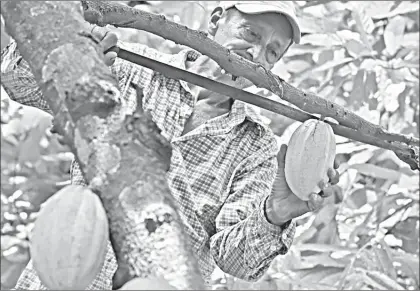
[{"left": 1, "top": 1, "right": 204, "bottom": 290}]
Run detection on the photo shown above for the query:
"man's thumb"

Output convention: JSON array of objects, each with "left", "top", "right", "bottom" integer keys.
[{"left": 277, "top": 144, "right": 288, "bottom": 166}]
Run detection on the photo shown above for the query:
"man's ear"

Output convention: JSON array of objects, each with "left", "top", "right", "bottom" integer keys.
[{"left": 208, "top": 7, "right": 224, "bottom": 37}]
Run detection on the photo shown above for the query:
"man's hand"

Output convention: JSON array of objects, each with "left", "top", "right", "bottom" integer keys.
[
  {"left": 265, "top": 144, "right": 341, "bottom": 226},
  {"left": 90, "top": 25, "right": 119, "bottom": 66}
]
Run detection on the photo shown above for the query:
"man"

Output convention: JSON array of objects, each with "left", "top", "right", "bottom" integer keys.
[{"left": 2, "top": 1, "right": 340, "bottom": 289}]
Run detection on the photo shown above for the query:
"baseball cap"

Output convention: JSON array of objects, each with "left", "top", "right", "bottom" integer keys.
[{"left": 218, "top": 1, "right": 301, "bottom": 44}]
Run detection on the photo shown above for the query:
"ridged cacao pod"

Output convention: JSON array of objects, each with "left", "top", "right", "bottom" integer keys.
[
  {"left": 30, "top": 185, "right": 109, "bottom": 290},
  {"left": 284, "top": 119, "right": 336, "bottom": 201}
]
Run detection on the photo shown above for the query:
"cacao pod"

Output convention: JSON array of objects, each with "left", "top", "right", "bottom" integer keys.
[
  {"left": 284, "top": 119, "right": 336, "bottom": 201},
  {"left": 30, "top": 185, "right": 109, "bottom": 290}
]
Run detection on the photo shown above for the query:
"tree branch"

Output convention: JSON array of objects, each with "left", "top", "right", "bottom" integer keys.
[
  {"left": 82, "top": 0, "right": 419, "bottom": 148},
  {"left": 117, "top": 48, "right": 419, "bottom": 170},
  {"left": 1, "top": 1, "right": 204, "bottom": 289}
]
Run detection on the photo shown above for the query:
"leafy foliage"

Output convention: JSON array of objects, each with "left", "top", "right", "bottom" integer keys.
[
  {"left": 1, "top": 1, "right": 418, "bottom": 290},
  {"left": 1, "top": 88, "right": 72, "bottom": 289}
]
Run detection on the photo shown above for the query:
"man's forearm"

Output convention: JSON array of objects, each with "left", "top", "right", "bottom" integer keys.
[
  {"left": 1, "top": 41, "right": 53, "bottom": 114},
  {"left": 264, "top": 170, "right": 295, "bottom": 226},
  {"left": 264, "top": 195, "right": 293, "bottom": 226}
]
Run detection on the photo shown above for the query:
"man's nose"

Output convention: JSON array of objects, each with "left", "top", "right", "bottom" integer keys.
[{"left": 246, "top": 45, "right": 268, "bottom": 68}]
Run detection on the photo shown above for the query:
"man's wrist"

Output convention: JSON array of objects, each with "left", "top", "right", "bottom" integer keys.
[{"left": 264, "top": 195, "right": 292, "bottom": 227}]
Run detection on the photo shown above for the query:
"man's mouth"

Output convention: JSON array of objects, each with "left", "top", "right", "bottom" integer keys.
[{"left": 234, "top": 51, "right": 253, "bottom": 62}]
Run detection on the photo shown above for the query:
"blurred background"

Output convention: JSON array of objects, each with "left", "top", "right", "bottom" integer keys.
[{"left": 1, "top": 1, "right": 419, "bottom": 290}]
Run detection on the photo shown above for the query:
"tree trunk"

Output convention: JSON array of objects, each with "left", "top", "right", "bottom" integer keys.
[{"left": 1, "top": 1, "right": 205, "bottom": 289}]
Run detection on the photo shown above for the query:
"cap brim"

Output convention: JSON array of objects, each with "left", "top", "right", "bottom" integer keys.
[{"left": 234, "top": 3, "right": 301, "bottom": 44}]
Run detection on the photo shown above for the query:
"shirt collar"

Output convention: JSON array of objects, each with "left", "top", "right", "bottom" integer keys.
[{"left": 172, "top": 48, "right": 269, "bottom": 135}]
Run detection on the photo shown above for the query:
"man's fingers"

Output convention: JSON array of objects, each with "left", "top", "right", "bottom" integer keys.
[
  {"left": 333, "top": 159, "right": 340, "bottom": 169},
  {"left": 277, "top": 144, "right": 288, "bottom": 165},
  {"left": 319, "top": 185, "right": 334, "bottom": 198},
  {"left": 90, "top": 25, "right": 118, "bottom": 53},
  {"left": 91, "top": 25, "right": 108, "bottom": 42},
  {"left": 104, "top": 46, "right": 120, "bottom": 55},
  {"left": 101, "top": 32, "right": 118, "bottom": 53},
  {"left": 327, "top": 168, "right": 340, "bottom": 185},
  {"left": 307, "top": 193, "right": 324, "bottom": 212},
  {"left": 104, "top": 51, "right": 118, "bottom": 66}
]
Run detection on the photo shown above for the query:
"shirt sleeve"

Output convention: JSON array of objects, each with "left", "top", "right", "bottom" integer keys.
[
  {"left": 111, "top": 41, "right": 196, "bottom": 141},
  {"left": 210, "top": 151, "right": 296, "bottom": 282},
  {"left": 1, "top": 40, "right": 52, "bottom": 114}
]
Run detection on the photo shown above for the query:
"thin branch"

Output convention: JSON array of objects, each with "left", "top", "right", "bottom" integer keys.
[
  {"left": 117, "top": 48, "right": 419, "bottom": 171},
  {"left": 82, "top": 0, "right": 419, "bottom": 148}
]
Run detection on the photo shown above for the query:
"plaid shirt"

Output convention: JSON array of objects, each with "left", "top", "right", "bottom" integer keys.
[{"left": 2, "top": 40, "right": 295, "bottom": 290}]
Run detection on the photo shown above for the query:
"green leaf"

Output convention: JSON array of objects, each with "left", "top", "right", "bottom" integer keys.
[
  {"left": 388, "top": 110, "right": 410, "bottom": 134},
  {"left": 17, "top": 125, "right": 45, "bottom": 165},
  {"left": 294, "top": 226, "right": 318, "bottom": 244},
  {"left": 297, "top": 13, "right": 343, "bottom": 34},
  {"left": 376, "top": 193, "right": 406, "bottom": 223},
  {"left": 316, "top": 49, "right": 335, "bottom": 65},
  {"left": 349, "top": 163, "right": 402, "bottom": 181},
  {"left": 300, "top": 253, "right": 350, "bottom": 269},
  {"left": 342, "top": 272, "right": 368, "bottom": 290},
  {"left": 313, "top": 204, "right": 339, "bottom": 226},
  {"left": 295, "top": 243, "right": 357, "bottom": 254},
  {"left": 398, "top": 174, "right": 420, "bottom": 191},
  {"left": 382, "top": 82, "right": 406, "bottom": 112},
  {"left": 312, "top": 57, "right": 354, "bottom": 73},
  {"left": 278, "top": 265, "right": 344, "bottom": 288},
  {"left": 392, "top": 251, "right": 419, "bottom": 285},
  {"left": 359, "top": 1, "right": 420, "bottom": 19},
  {"left": 365, "top": 270, "right": 405, "bottom": 290},
  {"left": 2, "top": 244, "right": 30, "bottom": 264},
  {"left": 346, "top": 147, "right": 377, "bottom": 165},
  {"left": 389, "top": 217, "right": 420, "bottom": 254},
  {"left": 336, "top": 142, "right": 373, "bottom": 155},
  {"left": 365, "top": 71, "right": 378, "bottom": 107},
  {"left": 344, "top": 39, "right": 371, "bottom": 58},
  {"left": 309, "top": 219, "right": 340, "bottom": 246},
  {"left": 349, "top": 69, "right": 367, "bottom": 110},
  {"left": 373, "top": 240, "right": 398, "bottom": 280},
  {"left": 347, "top": 188, "right": 368, "bottom": 209},
  {"left": 286, "top": 44, "right": 327, "bottom": 57},
  {"left": 351, "top": 6, "right": 375, "bottom": 37},
  {"left": 179, "top": 2, "right": 207, "bottom": 30},
  {"left": 285, "top": 59, "right": 312, "bottom": 74},
  {"left": 384, "top": 15, "right": 407, "bottom": 55},
  {"left": 300, "top": 33, "right": 343, "bottom": 47},
  {"left": 402, "top": 32, "right": 420, "bottom": 48}
]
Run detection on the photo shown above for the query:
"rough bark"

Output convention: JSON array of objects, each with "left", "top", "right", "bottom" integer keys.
[
  {"left": 82, "top": 0, "right": 419, "bottom": 149},
  {"left": 1, "top": 1, "right": 204, "bottom": 290}
]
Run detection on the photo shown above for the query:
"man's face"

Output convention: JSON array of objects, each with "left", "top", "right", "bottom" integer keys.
[{"left": 209, "top": 8, "right": 293, "bottom": 71}]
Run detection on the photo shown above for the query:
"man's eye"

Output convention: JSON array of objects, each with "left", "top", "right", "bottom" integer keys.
[
  {"left": 268, "top": 49, "right": 278, "bottom": 62},
  {"left": 243, "top": 28, "right": 258, "bottom": 41}
]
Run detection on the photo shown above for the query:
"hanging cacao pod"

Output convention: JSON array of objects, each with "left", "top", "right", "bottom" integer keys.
[
  {"left": 30, "top": 185, "right": 109, "bottom": 290},
  {"left": 284, "top": 119, "right": 336, "bottom": 201}
]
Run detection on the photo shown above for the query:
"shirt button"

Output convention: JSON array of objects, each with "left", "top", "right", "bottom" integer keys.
[{"left": 282, "top": 233, "right": 288, "bottom": 241}]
